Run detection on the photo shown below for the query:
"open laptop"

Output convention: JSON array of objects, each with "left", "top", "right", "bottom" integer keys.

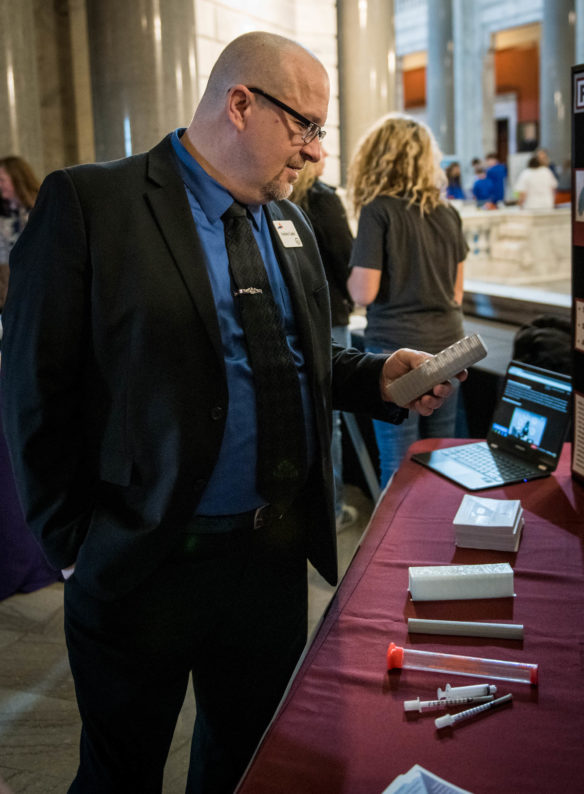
[{"left": 411, "top": 360, "right": 572, "bottom": 490}]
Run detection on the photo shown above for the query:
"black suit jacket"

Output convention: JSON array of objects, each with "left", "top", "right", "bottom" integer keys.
[{"left": 0, "top": 134, "right": 405, "bottom": 600}]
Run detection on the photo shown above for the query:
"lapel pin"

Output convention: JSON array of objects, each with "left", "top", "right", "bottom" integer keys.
[{"left": 233, "top": 288, "right": 263, "bottom": 296}]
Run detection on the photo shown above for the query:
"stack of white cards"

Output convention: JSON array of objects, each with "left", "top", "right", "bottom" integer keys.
[{"left": 453, "top": 494, "right": 524, "bottom": 552}]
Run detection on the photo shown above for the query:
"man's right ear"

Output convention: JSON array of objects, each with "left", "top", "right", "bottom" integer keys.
[{"left": 226, "top": 85, "right": 252, "bottom": 132}]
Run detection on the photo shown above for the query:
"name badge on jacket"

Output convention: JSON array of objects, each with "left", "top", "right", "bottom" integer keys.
[{"left": 273, "top": 220, "right": 303, "bottom": 248}]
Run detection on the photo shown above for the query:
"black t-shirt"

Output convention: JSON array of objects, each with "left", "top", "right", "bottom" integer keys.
[{"left": 350, "top": 195, "right": 467, "bottom": 353}]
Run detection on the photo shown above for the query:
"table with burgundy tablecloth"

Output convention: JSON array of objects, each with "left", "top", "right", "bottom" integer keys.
[{"left": 236, "top": 439, "right": 584, "bottom": 794}]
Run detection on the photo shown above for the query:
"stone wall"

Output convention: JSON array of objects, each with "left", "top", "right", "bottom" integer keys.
[{"left": 460, "top": 206, "right": 570, "bottom": 287}]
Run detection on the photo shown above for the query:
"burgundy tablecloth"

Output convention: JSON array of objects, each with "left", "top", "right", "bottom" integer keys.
[
  {"left": 237, "top": 440, "right": 584, "bottom": 794},
  {"left": 0, "top": 417, "right": 59, "bottom": 601}
]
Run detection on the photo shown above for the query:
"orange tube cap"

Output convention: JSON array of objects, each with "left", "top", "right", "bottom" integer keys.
[{"left": 387, "top": 642, "right": 404, "bottom": 670}]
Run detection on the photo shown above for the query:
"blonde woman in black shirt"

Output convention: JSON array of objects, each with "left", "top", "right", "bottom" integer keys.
[{"left": 347, "top": 113, "right": 467, "bottom": 487}]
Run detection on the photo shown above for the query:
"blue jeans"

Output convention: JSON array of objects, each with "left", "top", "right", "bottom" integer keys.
[
  {"left": 332, "top": 325, "right": 351, "bottom": 515},
  {"left": 367, "top": 345, "right": 461, "bottom": 488}
]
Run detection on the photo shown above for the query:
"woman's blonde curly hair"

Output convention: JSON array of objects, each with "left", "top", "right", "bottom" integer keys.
[{"left": 347, "top": 113, "right": 447, "bottom": 219}]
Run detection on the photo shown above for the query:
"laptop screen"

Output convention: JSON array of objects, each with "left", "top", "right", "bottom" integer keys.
[{"left": 487, "top": 361, "right": 572, "bottom": 466}]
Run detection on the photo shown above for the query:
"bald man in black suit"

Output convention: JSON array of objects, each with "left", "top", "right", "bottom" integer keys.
[{"left": 1, "top": 31, "right": 461, "bottom": 794}]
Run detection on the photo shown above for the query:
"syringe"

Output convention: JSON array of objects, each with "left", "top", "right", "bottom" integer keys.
[
  {"left": 404, "top": 694, "right": 494, "bottom": 712},
  {"left": 437, "top": 683, "right": 497, "bottom": 699},
  {"left": 435, "top": 693, "right": 513, "bottom": 729},
  {"left": 387, "top": 642, "right": 538, "bottom": 685}
]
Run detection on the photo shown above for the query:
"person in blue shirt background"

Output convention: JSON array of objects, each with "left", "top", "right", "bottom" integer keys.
[
  {"left": 445, "top": 162, "right": 465, "bottom": 200},
  {"left": 485, "top": 152, "right": 507, "bottom": 204},
  {"left": 472, "top": 167, "right": 495, "bottom": 207}
]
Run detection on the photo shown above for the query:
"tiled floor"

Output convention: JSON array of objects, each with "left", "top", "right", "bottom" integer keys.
[{"left": 0, "top": 484, "right": 373, "bottom": 794}]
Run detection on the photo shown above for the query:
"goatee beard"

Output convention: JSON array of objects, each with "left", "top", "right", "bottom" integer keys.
[{"left": 261, "top": 180, "right": 294, "bottom": 202}]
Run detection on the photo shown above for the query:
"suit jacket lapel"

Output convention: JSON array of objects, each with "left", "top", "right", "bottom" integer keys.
[{"left": 144, "top": 136, "right": 224, "bottom": 365}]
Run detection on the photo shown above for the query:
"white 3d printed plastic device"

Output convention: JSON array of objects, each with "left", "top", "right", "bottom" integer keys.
[
  {"left": 387, "top": 334, "right": 488, "bottom": 407},
  {"left": 408, "top": 562, "right": 514, "bottom": 601}
]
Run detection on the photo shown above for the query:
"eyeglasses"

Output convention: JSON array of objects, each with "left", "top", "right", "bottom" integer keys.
[{"left": 247, "top": 87, "right": 326, "bottom": 144}]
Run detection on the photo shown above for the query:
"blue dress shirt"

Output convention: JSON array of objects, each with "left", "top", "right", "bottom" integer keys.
[{"left": 170, "top": 129, "right": 315, "bottom": 514}]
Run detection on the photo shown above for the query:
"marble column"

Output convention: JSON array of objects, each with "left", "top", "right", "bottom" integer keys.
[
  {"left": 337, "top": 0, "right": 396, "bottom": 181},
  {"left": 540, "top": 0, "right": 574, "bottom": 168},
  {"left": 426, "top": 0, "right": 455, "bottom": 155},
  {"left": 395, "top": 56, "right": 405, "bottom": 113},
  {"left": 0, "top": 0, "right": 44, "bottom": 176},
  {"left": 452, "top": 0, "right": 488, "bottom": 189},
  {"left": 86, "top": 0, "right": 199, "bottom": 162},
  {"left": 33, "top": 0, "right": 95, "bottom": 175},
  {"left": 68, "top": 0, "right": 96, "bottom": 167}
]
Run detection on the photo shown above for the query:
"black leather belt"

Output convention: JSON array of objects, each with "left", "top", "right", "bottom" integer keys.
[{"left": 190, "top": 504, "right": 284, "bottom": 534}]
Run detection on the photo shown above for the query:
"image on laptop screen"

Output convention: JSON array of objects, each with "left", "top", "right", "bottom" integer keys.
[{"left": 488, "top": 362, "right": 571, "bottom": 464}]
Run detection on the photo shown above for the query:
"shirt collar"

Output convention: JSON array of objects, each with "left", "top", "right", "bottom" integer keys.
[{"left": 171, "top": 128, "right": 263, "bottom": 230}]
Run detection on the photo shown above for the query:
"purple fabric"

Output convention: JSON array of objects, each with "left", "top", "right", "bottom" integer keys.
[{"left": 0, "top": 420, "right": 59, "bottom": 601}]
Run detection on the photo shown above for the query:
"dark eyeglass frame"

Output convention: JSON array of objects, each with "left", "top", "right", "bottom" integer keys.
[{"left": 247, "top": 86, "right": 326, "bottom": 144}]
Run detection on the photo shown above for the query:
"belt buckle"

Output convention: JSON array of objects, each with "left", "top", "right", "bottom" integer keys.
[{"left": 253, "top": 505, "right": 282, "bottom": 529}]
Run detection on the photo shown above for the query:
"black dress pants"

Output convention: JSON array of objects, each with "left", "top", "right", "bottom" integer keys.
[{"left": 64, "top": 515, "right": 308, "bottom": 794}]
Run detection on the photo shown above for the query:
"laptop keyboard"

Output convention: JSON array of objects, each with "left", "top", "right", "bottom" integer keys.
[{"left": 442, "top": 444, "right": 537, "bottom": 482}]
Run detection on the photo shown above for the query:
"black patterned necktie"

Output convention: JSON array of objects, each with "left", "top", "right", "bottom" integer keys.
[{"left": 222, "top": 201, "right": 307, "bottom": 508}]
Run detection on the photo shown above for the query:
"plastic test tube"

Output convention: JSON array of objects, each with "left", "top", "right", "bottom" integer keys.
[{"left": 387, "top": 642, "right": 538, "bottom": 685}]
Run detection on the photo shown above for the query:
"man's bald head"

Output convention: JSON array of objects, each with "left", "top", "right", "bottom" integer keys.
[{"left": 201, "top": 31, "right": 326, "bottom": 106}]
